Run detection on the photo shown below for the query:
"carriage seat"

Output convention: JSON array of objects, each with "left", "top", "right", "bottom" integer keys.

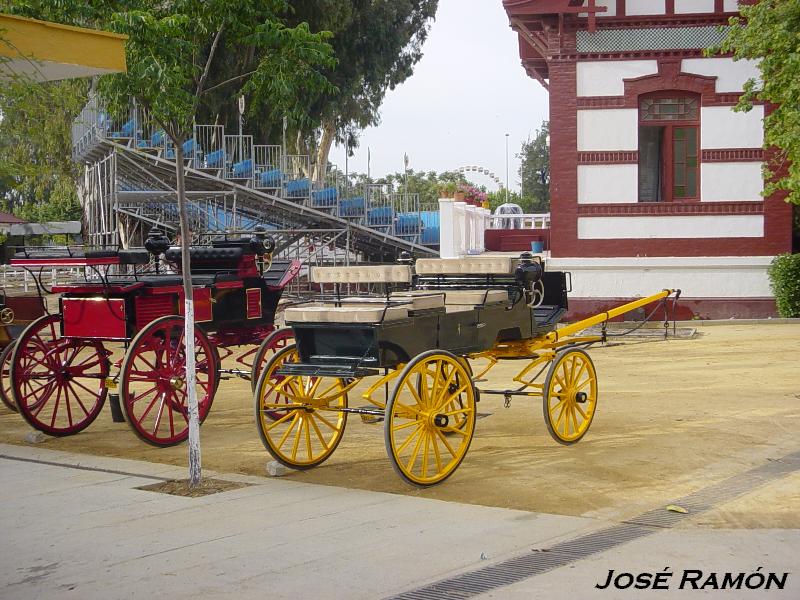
[
  {"left": 284, "top": 302, "right": 408, "bottom": 324},
  {"left": 164, "top": 246, "right": 244, "bottom": 265},
  {"left": 414, "top": 256, "right": 515, "bottom": 276},
  {"left": 310, "top": 264, "right": 412, "bottom": 285}
]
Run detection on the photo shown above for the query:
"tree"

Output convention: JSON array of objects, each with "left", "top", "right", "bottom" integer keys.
[
  {"left": 716, "top": 1, "right": 800, "bottom": 205},
  {"left": 518, "top": 121, "right": 550, "bottom": 213},
  {"left": 287, "top": 1, "right": 438, "bottom": 178},
  {"left": 8, "top": 1, "right": 336, "bottom": 487}
]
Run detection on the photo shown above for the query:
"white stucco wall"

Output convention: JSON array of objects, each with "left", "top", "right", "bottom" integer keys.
[
  {"left": 546, "top": 256, "right": 773, "bottom": 297},
  {"left": 578, "top": 165, "right": 639, "bottom": 204},
  {"left": 682, "top": 57, "right": 761, "bottom": 93},
  {"left": 577, "top": 109, "right": 639, "bottom": 151},
  {"left": 701, "top": 162, "right": 764, "bottom": 202},
  {"left": 723, "top": 0, "right": 740, "bottom": 12},
  {"left": 576, "top": 60, "right": 659, "bottom": 97},
  {"left": 577, "top": 215, "right": 764, "bottom": 239},
  {"left": 701, "top": 105, "right": 764, "bottom": 149},
  {"left": 579, "top": 0, "right": 616, "bottom": 17},
  {"left": 626, "top": 0, "right": 666, "bottom": 15},
  {"left": 675, "top": 0, "right": 715, "bottom": 13}
]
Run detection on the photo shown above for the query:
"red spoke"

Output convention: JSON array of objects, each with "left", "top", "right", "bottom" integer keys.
[
  {"left": 49, "top": 386, "right": 62, "bottom": 427},
  {"left": 65, "top": 382, "right": 91, "bottom": 417}
]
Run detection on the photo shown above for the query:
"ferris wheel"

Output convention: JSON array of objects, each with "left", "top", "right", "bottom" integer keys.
[{"left": 456, "top": 165, "right": 504, "bottom": 190}]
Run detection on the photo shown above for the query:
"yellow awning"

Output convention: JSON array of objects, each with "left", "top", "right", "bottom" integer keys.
[{"left": 0, "top": 13, "right": 127, "bottom": 82}]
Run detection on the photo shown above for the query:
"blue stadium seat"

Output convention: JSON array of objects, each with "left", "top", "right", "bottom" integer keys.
[
  {"left": 151, "top": 130, "right": 165, "bottom": 147},
  {"left": 110, "top": 119, "right": 135, "bottom": 138},
  {"left": 205, "top": 149, "right": 225, "bottom": 168},
  {"left": 338, "top": 197, "right": 365, "bottom": 217},
  {"left": 232, "top": 158, "right": 253, "bottom": 178},
  {"left": 311, "top": 187, "right": 338, "bottom": 207},
  {"left": 367, "top": 206, "right": 394, "bottom": 227},
  {"left": 285, "top": 178, "right": 310, "bottom": 198},
  {"left": 259, "top": 169, "right": 282, "bottom": 188},
  {"left": 396, "top": 212, "right": 422, "bottom": 234}
]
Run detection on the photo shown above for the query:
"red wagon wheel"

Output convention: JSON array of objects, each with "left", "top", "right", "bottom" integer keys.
[
  {"left": 119, "top": 315, "right": 219, "bottom": 447},
  {"left": 11, "top": 314, "right": 109, "bottom": 436},
  {"left": 250, "top": 328, "right": 295, "bottom": 392},
  {"left": 0, "top": 341, "right": 17, "bottom": 412}
]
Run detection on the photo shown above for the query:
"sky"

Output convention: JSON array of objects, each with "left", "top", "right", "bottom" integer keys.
[{"left": 327, "top": 0, "right": 550, "bottom": 193}]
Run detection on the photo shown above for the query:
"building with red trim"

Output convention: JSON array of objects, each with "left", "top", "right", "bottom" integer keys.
[{"left": 503, "top": 0, "right": 793, "bottom": 319}]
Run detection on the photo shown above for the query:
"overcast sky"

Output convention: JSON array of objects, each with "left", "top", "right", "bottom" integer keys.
[{"left": 328, "top": 0, "right": 550, "bottom": 192}]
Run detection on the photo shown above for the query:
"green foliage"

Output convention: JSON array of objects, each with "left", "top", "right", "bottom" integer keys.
[
  {"left": 767, "top": 253, "right": 800, "bottom": 318},
  {"left": 715, "top": 1, "right": 800, "bottom": 205},
  {"left": 518, "top": 121, "right": 549, "bottom": 213},
  {"left": 0, "top": 79, "right": 86, "bottom": 221}
]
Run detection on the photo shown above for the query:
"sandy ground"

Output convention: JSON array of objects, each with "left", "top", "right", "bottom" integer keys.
[{"left": 1, "top": 323, "right": 798, "bottom": 528}]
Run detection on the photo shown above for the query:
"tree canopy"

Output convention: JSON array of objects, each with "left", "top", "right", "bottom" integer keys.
[
  {"left": 517, "top": 121, "right": 550, "bottom": 213},
  {"left": 717, "top": 0, "right": 800, "bottom": 205}
]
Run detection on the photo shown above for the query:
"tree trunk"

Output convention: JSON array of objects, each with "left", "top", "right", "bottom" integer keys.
[
  {"left": 314, "top": 118, "right": 336, "bottom": 185},
  {"left": 175, "top": 143, "right": 202, "bottom": 487}
]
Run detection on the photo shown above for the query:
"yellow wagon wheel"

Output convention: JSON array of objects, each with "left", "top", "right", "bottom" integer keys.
[
  {"left": 385, "top": 350, "right": 476, "bottom": 486},
  {"left": 543, "top": 348, "right": 598, "bottom": 445},
  {"left": 254, "top": 344, "right": 348, "bottom": 469}
]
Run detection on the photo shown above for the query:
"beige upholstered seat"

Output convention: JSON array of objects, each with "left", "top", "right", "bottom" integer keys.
[
  {"left": 311, "top": 264, "right": 412, "bottom": 284},
  {"left": 284, "top": 302, "right": 408, "bottom": 324},
  {"left": 415, "top": 257, "right": 514, "bottom": 276},
  {"left": 389, "top": 291, "right": 445, "bottom": 311}
]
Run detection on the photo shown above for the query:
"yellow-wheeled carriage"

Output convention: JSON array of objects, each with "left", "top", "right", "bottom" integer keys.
[{"left": 253, "top": 255, "right": 679, "bottom": 486}]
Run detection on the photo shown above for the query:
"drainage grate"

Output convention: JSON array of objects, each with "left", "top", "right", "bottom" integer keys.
[{"left": 387, "top": 449, "right": 800, "bottom": 600}]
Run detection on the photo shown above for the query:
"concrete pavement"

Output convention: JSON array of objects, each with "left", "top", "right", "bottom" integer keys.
[{"left": 0, "top": 443, "right": 797, "bottom": 599}]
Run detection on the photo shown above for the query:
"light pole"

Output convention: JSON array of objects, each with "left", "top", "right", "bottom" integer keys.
[{"left": 504, "top": 133, "right": 510, "bottom": 204}]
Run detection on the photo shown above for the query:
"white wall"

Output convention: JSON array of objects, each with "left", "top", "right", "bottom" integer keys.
[
  {"left": 579, "top": 0, "right": 616, "bottom": 17},
  {"left": 578, "top": 165, "right": 639, "bottom": 204},
  {"left": 701, "top": 162, "right": 764, "bottom": 202},
  {"left": 626, "top": 0, "right": 666, "bottom": 15},
  {"left": 577, "top": 215, "right": 763, "bottom": 239},
  {"left": 682, "top": 57, "right": 761, "bottom": 93},
  {"left": 546, "top": 256, "right": 774, "bottom": 297},
  {"left": 701, "top": 105, "right": 764, "bottom": 149},
  {"left": 576, "top": 60, "right": 658, "bottom": 97},
  {"left": 723, "top": 0, "right": 740, "bottom": 12},
  {"left": 675, "top": 0, "right": 715, "bottom": 13},
  {"left": 577, "top": 109, "right": 639, "bottom": 151}
]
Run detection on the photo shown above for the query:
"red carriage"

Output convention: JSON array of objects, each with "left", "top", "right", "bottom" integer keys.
[{"left": 6, "top": 228, "right": 298, "bottom": 446}]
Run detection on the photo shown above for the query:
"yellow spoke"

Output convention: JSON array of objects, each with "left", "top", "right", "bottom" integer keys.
[
  {"left": 422, "top": 433, "right": 430, "bottom": 477},
  {"left": 554, "top": 402, "right": 568, "bottom": 427},
  {"left": 309, "top": 414, "right": 329, "bottom": 449},
  {"left": 263, "top": 410, "right": 296, "bottom": 431},
  {"left": 441, "top": 406, "right": 473, "bottom": 418},
  {"left": 436, "top": 382, "right": 469, "bottom": 411},
  {"left": 575, "top": 403, "right": 588, "bottom": 420},
  {"left": 316, "top": 380, "right": 343, "bottom": 401},
  {"left": 291, "top": 415, "right": 303, "bottom": 460},
  {"left": 306, "top": 376, "right": 323, "bottom": 397},
  {"left": 553, "top": 372, "right": 567, "bottom": 390},
  {"left": 262, "top": 402, "right": 303, "bottom": 410},
  {"left": 568, "top": 355, "right": 577, "bottom": 384},
  {"left": 441, "top": 425, "right": 468, "bottom": 437},
  {"left": 395, "top": 423, "right": 423, "bottom": 454},
  {"left": 549, "top": 396, "right": 567, "bottom": 415},
  {"left": 570, "top": 405, "right": 580, "bottom": 435},
  {"left": 406, "top": 427, "right": 426, "bottom": 471},
  {"left": 392, "top": 419, "right": 421, "bottom": 432},
  {"left": 305, "top": 416, "right": 313, "bottom": 460},
  {"left": 276, "top": 413, "right": 300, "bottom": 448},
  {"left": 403, "top": 378, "right": 425, "bottom": 407},
  {"left": 431, "top": 430, "right": 443, "bottom": 473},
  {"left": 434, "top": 366, "right": 458, "bottom": 406},
  {"left": 575, "top": 377, "right": 594, "bottom": 392},
  {"left": 573, "top": 360, "right": 587, "bottom": 384},
  {"left": 315, "top": 411, "right": 341, "bottom": 432},
  {"left": 433, "top": 427, "right": 458, "bottom": 458},
  {"left": 394, "top": 400, "right": 421, "bottom": 416}
]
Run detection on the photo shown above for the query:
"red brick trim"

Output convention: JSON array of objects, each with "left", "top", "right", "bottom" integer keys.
[
  {"left": 701, "top": 148, "right": 765, "bottom": 162},
  {"left": 577, "top": 92, "right": 748, "bottom": 109},
  {"left": 624, "top": 59, "right": 717, "bottom": 99},
  {"left": 578, "top": 151, "right": 638, "bottom": 164},
  {"left": 576, "top": 201, "right": 763, "bottom": 216}
]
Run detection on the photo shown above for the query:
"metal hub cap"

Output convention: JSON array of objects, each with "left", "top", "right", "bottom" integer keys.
[{"left": 169, "top": 376, "right": 185, "bottom": 391}]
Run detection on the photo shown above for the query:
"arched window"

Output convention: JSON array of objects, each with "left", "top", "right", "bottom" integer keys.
[{"left": 638, "top": 92, "right": 700, "bottom": 202}]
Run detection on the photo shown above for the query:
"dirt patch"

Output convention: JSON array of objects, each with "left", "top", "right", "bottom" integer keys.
[
  {"left": 1, "top": 323, "right": 798, "bottom": 527},
  {"left": 136, "top": 478, "right": 249, "bottom": 497}
]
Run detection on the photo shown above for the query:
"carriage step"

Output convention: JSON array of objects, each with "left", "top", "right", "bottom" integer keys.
[
  {"left": 108, "top": 394, "right": 126, "bottom": 423},
  {"left": 276, "top": 364, "right": 379, "bottom": 379}
]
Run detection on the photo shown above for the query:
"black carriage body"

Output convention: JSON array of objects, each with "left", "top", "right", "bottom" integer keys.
[{"left": 290, "top": 267, "right": 570, "bottom": 375}]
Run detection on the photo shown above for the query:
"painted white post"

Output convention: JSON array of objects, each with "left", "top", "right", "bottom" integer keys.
[
  {"left": 454, "top": 201, "right": 467, "bottom": 256},
  {"left": 438, "top": 198, "right": 457, "bottom": 258},
  {"left": 465, "top": 206, "right": 477, "bottom": 253},
  {"left": 478, "top": 208, "right": 489, "bottom": 252}
]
